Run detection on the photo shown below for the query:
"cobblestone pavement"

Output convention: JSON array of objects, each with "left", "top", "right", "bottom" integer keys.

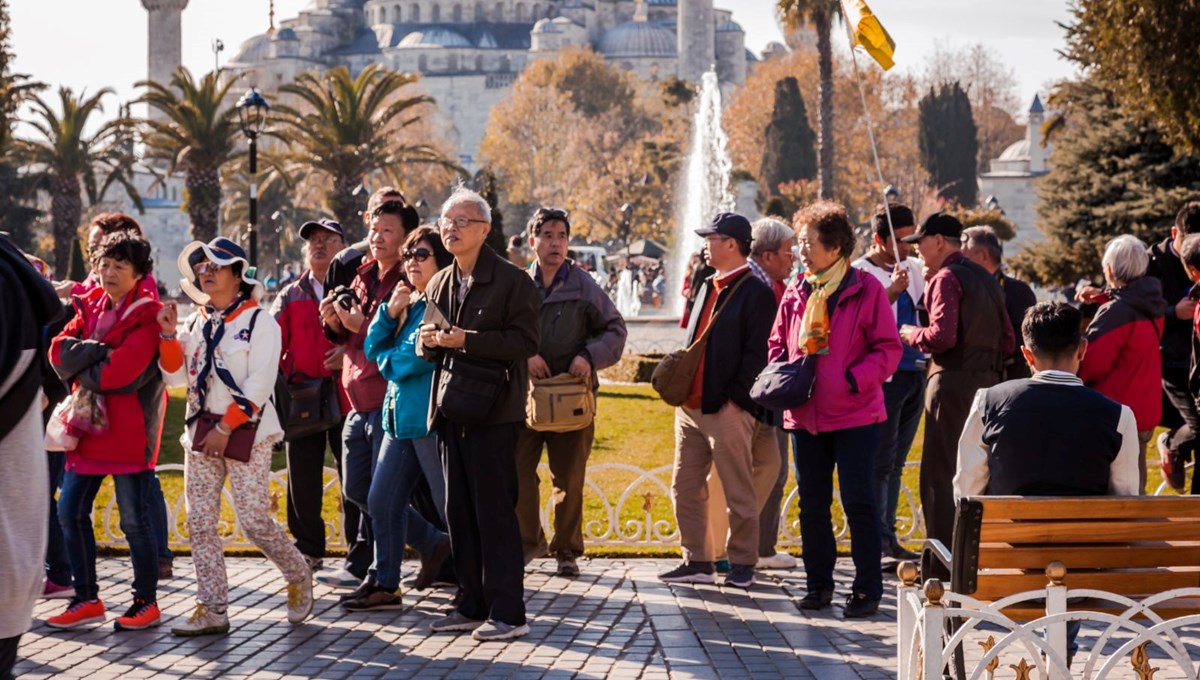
[{"left": 17, "top": 557, "right": 898, "bottom": 680}]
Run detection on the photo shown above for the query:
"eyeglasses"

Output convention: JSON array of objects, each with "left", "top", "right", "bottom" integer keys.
[
  {"left": 403, "top": 247, "right": 434, "bottom": 263},
  {"left": 437, "top": 216, "right": 490, "bottom": 230},
  {"left": 193, "top": 262, "right": 226, "bottom": 275}
]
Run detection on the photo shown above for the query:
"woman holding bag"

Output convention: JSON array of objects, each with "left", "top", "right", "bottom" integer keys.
[
  {"left": 45, "top": 232, "right": 165, "bottom": 631},
  {"left": 766, "top": 201, "right": 901, "bottom": 619},
  {"left": 158, "top": 237, "right": 312, "bottom": 636}
]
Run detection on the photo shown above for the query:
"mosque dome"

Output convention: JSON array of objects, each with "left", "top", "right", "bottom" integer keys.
[
  {"left": 599, "top": 21, "right": 676, "bottom": 58},
  {"left": 999, "top": 139, "right": 1031, "bottom": 161},
  {"left": 229, "top": 34, "right": 271, "bottom": 64},
  {"left": 272, "top": 27, "right": 298, "bottom": 41},
  {"left": 397, "top": 28, "right": 473, "bottom": 49},
  {"left": 716, "top": 20, "right": 743, "bottom": 33},
  {"left": 532, "top": 18, "right": 558, "bottom": 34}
]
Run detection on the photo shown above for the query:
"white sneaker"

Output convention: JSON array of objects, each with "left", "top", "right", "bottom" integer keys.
[
  {"left": 315, "top": 567, "right": 361, "bottom": 589},
  {"left": 472, "top": 620, "right": 531, "bottom": 642},
  {"left": 171, "top": 603, "right": 230, "bottom": 637},
  {"left": 286, "top": 573, "right": 314, "bottom": 624},
  {"left": 756, "top": 552, "right": 798, "bottom": 570}
]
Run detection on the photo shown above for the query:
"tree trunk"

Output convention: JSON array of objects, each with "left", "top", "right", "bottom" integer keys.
[
  {"left": 328, "top": 174, "right": 366, "bottom": 243},
  {"left": 186, "top": 164, "right": 221, "bottom": 243},
  {"left": 51, "top": 174, "right": 82, "bottom": 276},
  {"left": 816, "top": 9, "right": 835, "bottom": 200}
]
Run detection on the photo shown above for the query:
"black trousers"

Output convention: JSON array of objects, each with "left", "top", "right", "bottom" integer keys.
[
  {"left": 439, "top": 420, "right": 526, "bottom": 626},
  {"left": 0, "top": 635, "right": 18, "bottom": 680},
  {"left": 285, "top": 420, "right": 350, "bottom": 561},
  {"left": 1163, "top": 366, "right": 1200, "bottom": 493}
]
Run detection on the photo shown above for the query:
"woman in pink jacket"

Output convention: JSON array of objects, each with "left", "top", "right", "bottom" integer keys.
[{"left": 766, "top": 201, "right": 902, "bottom": 618}]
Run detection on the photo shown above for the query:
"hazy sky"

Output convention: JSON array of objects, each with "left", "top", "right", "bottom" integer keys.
[{"left": 10, "top": 0, "right": 1076, "bottom": 116}]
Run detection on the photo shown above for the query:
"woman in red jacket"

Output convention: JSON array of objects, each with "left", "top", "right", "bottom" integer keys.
[{"left": 45, "top": 232, "right": 166, "bottom": 632}]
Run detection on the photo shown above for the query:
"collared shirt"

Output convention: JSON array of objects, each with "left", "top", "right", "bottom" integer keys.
[
  {"left": 532, "top": 260, "right": 573, "bottom": 299},
  {"left": 954, "top": 370, "right": 1141, "bottom": 500},
  {"left": 684, "top": 264, "right": 751, "bottom": 409},
  {"left": 909, "top": 251, "right": 1015, "bottom": 357}
]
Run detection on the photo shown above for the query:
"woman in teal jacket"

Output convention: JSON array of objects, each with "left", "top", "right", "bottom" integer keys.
[{"left": 350, "top": 227, "right": 454, "bottom": 611}]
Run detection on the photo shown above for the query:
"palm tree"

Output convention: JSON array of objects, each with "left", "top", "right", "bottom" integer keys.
[
  {"left": 139, "top": 67, "right": 243, "bottom": 242},
  {"left": 777, "top": 0, "right": 842, "bottom": 200},
  {"left": 273, "top": 64, "right": 462, "bottom": 239},
  {"left": 18, "top": 87, "right": 142, "bottom": 273}
]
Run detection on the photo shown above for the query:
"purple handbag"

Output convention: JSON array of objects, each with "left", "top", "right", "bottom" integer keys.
[{"left": 750, "top": 354, "right": 818, "bottom": 411}]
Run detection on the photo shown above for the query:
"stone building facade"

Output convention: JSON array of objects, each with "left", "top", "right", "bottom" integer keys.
[{"left": 979, "top": 95, "right": 1054, "bottom": 256}]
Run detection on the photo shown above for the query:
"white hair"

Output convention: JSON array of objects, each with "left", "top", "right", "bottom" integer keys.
[
  {"left": 751, "top": 218, "right": 795, "bottom": 257},
  {"left": 1102, "top": 234, "right": 1149, "bottom": 284},
  {"left": 441, "top": 188, "right": 492, "bottom": 223}
]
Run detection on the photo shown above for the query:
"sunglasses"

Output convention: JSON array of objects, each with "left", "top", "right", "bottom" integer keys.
[
  {"left": 193, "top": 261, "right": 226, "bottom": 276},
  {"left": 403, "top": 247, "right": 434, "bottom": 263}
]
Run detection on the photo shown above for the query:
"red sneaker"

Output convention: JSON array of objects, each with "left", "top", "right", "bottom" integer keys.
[
  {"left": 114, "top": 598, "right": 161, "bottom": 631},
  {"left": 45, "top": 598, "right": 105, "bottom": 629}
]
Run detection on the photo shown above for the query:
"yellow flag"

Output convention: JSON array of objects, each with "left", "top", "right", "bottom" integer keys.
[{"left": 842, "top": 0, "right": 896, "bottom": 71}]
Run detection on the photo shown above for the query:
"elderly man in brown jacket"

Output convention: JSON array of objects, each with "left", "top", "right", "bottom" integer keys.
[{"left": 417, "top": 188, "right": 541, "bottom": 643}]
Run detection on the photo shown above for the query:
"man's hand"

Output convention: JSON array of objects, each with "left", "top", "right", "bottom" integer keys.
[
  {"left": 157, "top": 301, "right": 178, "bottom": 335},
  {"left": 421, "top": 325, "right": 467, "bottom": 350},
  {"left": 335, "top": 299, "right": 366, "bottom": 334},
  {"left": 319, "top": 295, "right": 342, "bottom": 331},
  {"left": 323, "top": 346, "right": 345, "bottom": 372},
  {"left": 1177, "top": 298, "right": 1197, "bottom": 321},
  {"left": 886, "top": 267, "right": 909, "bottom": 303},
  {"left": 528, "top": 355, "right": 551, "bottom": 380},
  {"left": 568, "top": 355, "right": 591, "bottom": 379},
  {"left": 198, "top": 427, "right": 230, "bottom": 458},
  {"left": 1075, "top": 285, "right": 1105, "bottom": 304},
  {"left": 899, "top": 324, "right": 920, "bottom": 346}
]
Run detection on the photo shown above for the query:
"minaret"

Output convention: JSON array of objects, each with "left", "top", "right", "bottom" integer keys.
[
  {"left": 1027, "top": 94, "right": 1048, "bottom": 173},
  {"left": 677, "top": 0, "right": 715, "bottom": 83},
  {"left": 142, "top": 1, "right": 189, "bottom": 94}
]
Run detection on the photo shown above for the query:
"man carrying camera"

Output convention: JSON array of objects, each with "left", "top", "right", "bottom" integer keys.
[{"left": 318, "top": 202, "right": 412, "bottom": 592}]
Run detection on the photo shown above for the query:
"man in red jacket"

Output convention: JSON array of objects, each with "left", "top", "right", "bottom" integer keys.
[{"left": 271, "top": 219, "right": 351, "bottom": 572}]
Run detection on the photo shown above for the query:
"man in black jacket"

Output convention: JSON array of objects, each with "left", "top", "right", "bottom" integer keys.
[
  {"left": 417, "top": 189, "right": 540, "bottom": 642},
  {"left": 660, "top": 213, "right": 778, "bottom": 589}
]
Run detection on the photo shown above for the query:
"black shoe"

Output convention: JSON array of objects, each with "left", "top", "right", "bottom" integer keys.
[
  {"left": 798, "top": 589, "right": 834, "bottom": 610},
  {"left": 341, "top": 584, "right": 405, "bottom": 612},
  {"left": 843, "top": 592, "right": 880, "bottom": 618},
  {"left": 415, "top": 537, "right": 451, "bottom": 591},
  {"left": 659, "top": 562, "right": 716, "bottom": 584},
  {"left": 337, "top": 578, "right": 378, "bottom": 603},
  {"left": 889, "top": 544, "right": 921, "bottom": 561},
  {"left": 724, "top": 564, "right": 755, "bottom": 589}
]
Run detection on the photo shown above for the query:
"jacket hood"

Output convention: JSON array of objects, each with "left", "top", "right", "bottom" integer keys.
[{"left": 1115, "top": 276, "right": 1168, "bottom": 320}]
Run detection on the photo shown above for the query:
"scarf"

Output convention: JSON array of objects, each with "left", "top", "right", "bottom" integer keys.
[
  {"left": 799, "top": 257, "right": 849, "bottom": 356},
  {"left": 186, "top": 295, "right": 257, "bottom": 425}
]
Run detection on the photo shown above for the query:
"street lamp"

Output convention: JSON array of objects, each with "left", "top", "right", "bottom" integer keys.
[{"left": 236, "top": 87, "right": 269, "bottom": 268}]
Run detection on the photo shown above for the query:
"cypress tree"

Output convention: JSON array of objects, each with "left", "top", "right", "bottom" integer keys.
[
  {"left": 474, "top": 168, "right": 507, "bottom": 255},
  {"left": 758, "top": 77, "right": 817, "bottom": 212},
  {"left": 918, "top": 82, "right": 979, "bottom": 208}
]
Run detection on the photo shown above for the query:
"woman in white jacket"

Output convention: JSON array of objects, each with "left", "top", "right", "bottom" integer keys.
[{"left": 157, "top": 237, "right": 312, "bottom": 636}]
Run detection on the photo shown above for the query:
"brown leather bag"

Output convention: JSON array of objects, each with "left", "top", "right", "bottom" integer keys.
[{"left": 651, "top": 276, "right": 749, "bottom": 407}]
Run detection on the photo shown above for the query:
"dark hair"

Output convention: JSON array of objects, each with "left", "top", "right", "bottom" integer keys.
[
  {"left": 404, "top": 226, "right": 453, "bottom": 270},
  {"left": 509, "top": 234, "right": 524, "bottom": 248},
  {"left": 1181, "top": 234, "right": 1200, "bottom": 271},
  {"left": 793, "top": 200, "right": 856, "bottom": 258},
  {"left": 372, "top": 200, "right": 420, "bottom": 233},
  {"left": 872, "top": 204, "right": 915, "bottom": 239},
  {"left": 226, "top": 261, "right": 258, "bottom": 299},
  {"left": 90, "top": 212, "right": 144, "bottom": 238},
  {"left": 1176, "top": 201, "right": 1200, "bottom": 235},
  {"left": 367, "top": 186, "right": 405, "bottom": 214},
  {"left": 527, "top": 207, "right": 571, "bottom": 238},
  {"left": 1022, "top": 301, "right": 1083, "bottom": 359},
  {"left": 92, "top": 232, "right": 153, "bottom": 278}
]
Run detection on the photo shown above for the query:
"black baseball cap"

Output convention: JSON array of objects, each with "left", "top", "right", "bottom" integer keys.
[
  {"left": 900, "top": 212, "right": 963, "bottom": 243},
  {"left": 299, "top": 219, "right": 346, "bottom": 240},
  {"left": 695, "top": 212, "right": 753, "bottom": 244}
]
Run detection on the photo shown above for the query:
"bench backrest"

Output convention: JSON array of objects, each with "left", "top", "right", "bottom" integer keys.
[{"left": 951, "top": 496, "right": 1200, "bottom": 601}]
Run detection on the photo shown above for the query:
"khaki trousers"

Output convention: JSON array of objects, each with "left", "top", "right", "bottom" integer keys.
[
  {"left": 673, "top": 402, "right": 763, "bottom": 566},
  {"left": 706, "top": 418, "right": 782, "bottom": 561},
  {"left": 515, "top": 423, "right": 595, "bottom": 560}
]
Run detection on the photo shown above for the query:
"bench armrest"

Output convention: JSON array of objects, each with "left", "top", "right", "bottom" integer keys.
[{"left": 922, "top": 538, "right": 952, "bottom": 583}]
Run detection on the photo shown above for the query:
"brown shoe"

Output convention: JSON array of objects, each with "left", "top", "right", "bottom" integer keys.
[
  {"left": 414, "top": 536, "right": 451, "bottom": 590},
  {"left": 555, "top": 552, "right": 580, "bottom": 577}
]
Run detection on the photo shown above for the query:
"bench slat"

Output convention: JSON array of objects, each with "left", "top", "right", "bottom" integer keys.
[
  {"left": 972, "top": 569, "right": 1200, "bottom": 600},
  {"left": 1000, "top": 596, "right": 1200, "bottom": 622},
  {"left": 975, "top": 497, "right": 1200, "bottom": 520},
  {"left": 977, "top": 520, "right": 1200, "bottom": 543},
  {"left": 977, "top": 543, "right": 1200, "bottom": 570}
]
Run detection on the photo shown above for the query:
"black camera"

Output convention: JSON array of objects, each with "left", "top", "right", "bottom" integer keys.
[{"left": 333, "top": 285, "right": 360, "bottom": 311}]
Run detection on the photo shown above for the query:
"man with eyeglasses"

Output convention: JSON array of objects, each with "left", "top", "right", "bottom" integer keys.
[
  {"left": 515, "top": 208, "right": 627, "bottom": 577},
  {"left": 417, "top": 188, "right": 540, "bottom": 642},
  {"left": 318, "top": 200, "right": 415, "bottom": 594}
]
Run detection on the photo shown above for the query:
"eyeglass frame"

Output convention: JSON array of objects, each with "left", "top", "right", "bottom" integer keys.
[
  {"left": 437, "top": 215, "right": 490, "bottom": 230},
  {"left": 192, "top": 261, "right": 228, "bottom": 276}
]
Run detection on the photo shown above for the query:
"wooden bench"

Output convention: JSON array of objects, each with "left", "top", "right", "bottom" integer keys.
[{"left": 898, "top": 496, "right": 1200, "bottom": 680}]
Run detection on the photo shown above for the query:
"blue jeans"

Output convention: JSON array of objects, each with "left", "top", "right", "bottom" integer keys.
[
  {"left": 342, "top": 409, "right": 385, "bottom": 578},
  {"left": 58, "top": 469, "right": 158, "bottom": 602},
  {"left": 147, "top": 472, "right": 173, "bottom": 563},
  {"left": 875, "top": 370, "right": 926, "bottom": 550},
  {"left": 793, "top": 424, "right": 882, "bottom": 600},
  {"left": 367, "top": 434, "right": 446, "bottom": 589},
  {"left": 45, "top": 452, "right": 71, "bottom": 586}
]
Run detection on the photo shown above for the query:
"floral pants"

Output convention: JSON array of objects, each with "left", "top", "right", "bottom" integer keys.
[{"left": 185, "top": 436, "right": 308, "bottom": 607}]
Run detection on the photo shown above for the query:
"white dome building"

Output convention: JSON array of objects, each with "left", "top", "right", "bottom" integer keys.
[{"left": 979, "top": 95, "right": 1055, "bottom": 255}]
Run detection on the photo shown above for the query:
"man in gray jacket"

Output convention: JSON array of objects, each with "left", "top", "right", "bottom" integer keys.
[{"left": 516, "top": 208, "right": 627, "bottom": 577}]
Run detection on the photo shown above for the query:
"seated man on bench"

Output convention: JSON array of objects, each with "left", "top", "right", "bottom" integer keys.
[{"left": 954, "top": 300, "right": 1141, "bottom": 662}]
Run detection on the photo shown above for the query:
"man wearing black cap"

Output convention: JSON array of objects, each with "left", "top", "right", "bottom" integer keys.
[
  {"left": 660, "top": 213, "right": 778, "bottom": 589},
  {"left": 897, "top": 212, "right": 1013, "bottom": 547},
  {"left": 271, "top": 219, "right": 350, "bottom": 573}
]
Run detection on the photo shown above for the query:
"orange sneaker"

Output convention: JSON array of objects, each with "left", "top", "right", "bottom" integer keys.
[
  {"left": 114, "top": 598, "right": 160, "bottom": 631},
  {"left": 45, "top": 598, "right": 105, "bottom": 629}
]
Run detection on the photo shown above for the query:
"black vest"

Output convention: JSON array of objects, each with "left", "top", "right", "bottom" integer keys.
[
  {"left": 930, "top": 258, "right": 1007, "bottom": 375},
  {"left": 981, "top": 380, "right": 1123, "bottom": 496}
]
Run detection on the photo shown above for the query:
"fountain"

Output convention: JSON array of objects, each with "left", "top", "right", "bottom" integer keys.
[{"left": 669, "top": 69, "right": 736, "bottom": 318}]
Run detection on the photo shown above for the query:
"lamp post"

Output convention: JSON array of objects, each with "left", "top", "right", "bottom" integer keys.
[{"left": 236, "top": 87, "right": 269, "bottom": 268}]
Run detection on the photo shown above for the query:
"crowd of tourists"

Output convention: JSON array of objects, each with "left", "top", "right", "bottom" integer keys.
[{"left": 2, "top": 188, "right": 1198, "bottom": 675}]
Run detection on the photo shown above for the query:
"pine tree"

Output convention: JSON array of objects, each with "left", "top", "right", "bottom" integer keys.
[
  {"left": 1008, "top": 77, "right": 1200, "bottom": 286},
  {"left": 918, "top": 82, "right": 979, "bottom": 208},
  {"left": 758, "top": 77, "right": 817, "bottom": 213}
]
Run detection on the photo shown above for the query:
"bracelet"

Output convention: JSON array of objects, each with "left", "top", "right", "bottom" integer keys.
[
  {"left": 214, "top": 422, "right": 233, "bottom": 436},
  {"left": 160, "top": 332, "right": 177, "bottom": 341}
]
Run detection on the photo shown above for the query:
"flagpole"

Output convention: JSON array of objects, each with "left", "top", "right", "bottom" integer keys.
[{"left": 840, "top": 0, "right": 902, "bottom": 267}]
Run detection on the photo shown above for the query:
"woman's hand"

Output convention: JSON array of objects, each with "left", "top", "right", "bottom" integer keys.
[
  {"left": 157, "top": 301, "right": 178, "bottom": 336},
  {"left": 319, "top": 295, "right": 343, "bottom": 331},
  {"left": 198, "top": 427, "right": 230, "bottom": 458},
  {"left": 386, "top": 283, "right": 413, "bottom": 320}
]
